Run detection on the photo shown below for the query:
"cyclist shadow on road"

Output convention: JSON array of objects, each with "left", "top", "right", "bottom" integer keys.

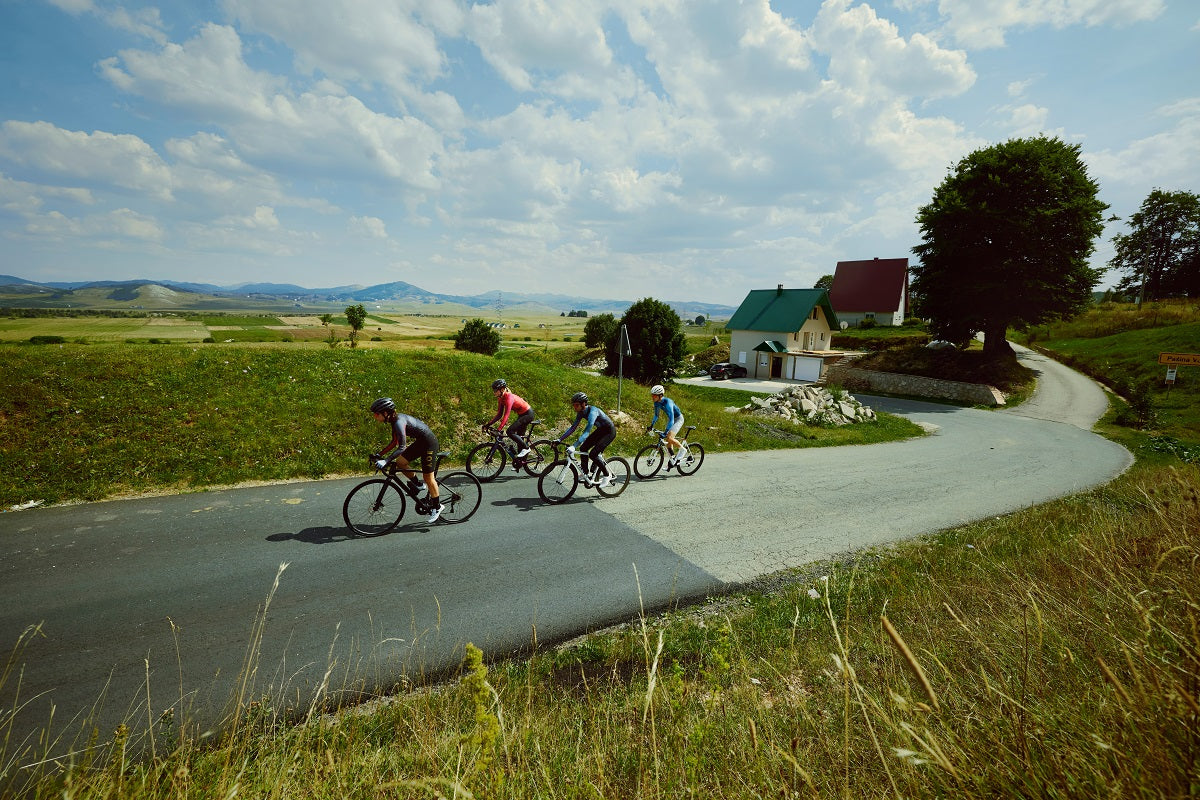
[
  {"left": 489, "top": 495, "right": 553, "bottom": 513},
  {"left": 266, "top": 526, "right": 360, "bottom": 545},
  {"left": 268, "top": 523, "right": 439, "bottom": 544}
]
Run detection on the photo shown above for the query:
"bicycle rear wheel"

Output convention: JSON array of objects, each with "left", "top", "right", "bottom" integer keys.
[
  {"left": 343, "top": 478, "right": 406, "bottom": 536},
  {"left": 596, "top": 457, "right": 631, "bottom": 498},
  {"left": 537, "top": 460, "right": 578, "bottom": 504},
  {"left": 633, "top": 444, "right": 665, "bottom": 479},
  {"left": 466, "top": 442, "right": 506, "bottom": 483},
  {"left": 522, "top": 439, "right": 556, "bottom": 476},
  {"left": 434, "top": 471, "right": 482, "bottom": 523},
  {"left": 675, "top": 443, "right": 705, "bottom": 476}
]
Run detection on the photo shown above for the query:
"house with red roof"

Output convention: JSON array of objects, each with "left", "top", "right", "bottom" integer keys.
[
  {"left": 827, "top": 257, "right": 909, "bottom": 327},
  {"left": 726, "top": 285, "right": 841, "bottom": 381}
]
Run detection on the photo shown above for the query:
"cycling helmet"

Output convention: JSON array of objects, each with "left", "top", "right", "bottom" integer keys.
[
  {"left": 370, "top": 397, "right": 396, "bottom": 414},
  {"left": 570, "top": 391, "right": 588, "bottom": 405},
  {"left": 650, "top": 384, "right": 665, "bottom": 396},
  {"left": 491, "top": 378, "right": 507, "bottom": 391}
]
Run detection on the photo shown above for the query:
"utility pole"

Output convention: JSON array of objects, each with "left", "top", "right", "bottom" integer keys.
[{"left": 616, "top": 324, "right": 632, "bottom": 413}]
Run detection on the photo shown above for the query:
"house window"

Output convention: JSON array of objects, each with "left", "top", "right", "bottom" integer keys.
[{"left": 811, "top": 308, "right": 819, "bottom": 319}]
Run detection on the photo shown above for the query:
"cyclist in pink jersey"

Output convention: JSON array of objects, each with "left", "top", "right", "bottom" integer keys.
[{"left": 482, "top": 379, "right": 535, "bottom": 458}]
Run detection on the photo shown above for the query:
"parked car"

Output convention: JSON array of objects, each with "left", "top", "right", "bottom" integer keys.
[{"left": 708, "top": 362, "right": 748, "bottom": 380}]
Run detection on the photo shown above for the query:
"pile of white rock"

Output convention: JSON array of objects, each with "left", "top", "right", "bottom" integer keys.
[{"left": 729, "top": 385, "right": 876, "bottom": 426}]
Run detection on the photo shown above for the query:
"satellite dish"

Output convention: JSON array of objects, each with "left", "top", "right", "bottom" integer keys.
[{"left": 840, "top": 321, "right": 848, "bottom": 330}]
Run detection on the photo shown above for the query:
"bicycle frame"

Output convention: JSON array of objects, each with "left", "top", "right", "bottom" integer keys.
[
  {"left": 342, "top": 452, "right": 482, "bottom": 534},
  {"left": 634, "top": 426, "right": 704, "bottom": 479},
  {"left": 537, "top": 446, "right": 631, "bottom": 503},
  {"left": 468, "top": 420, "right": 553, "bottom": 481}
]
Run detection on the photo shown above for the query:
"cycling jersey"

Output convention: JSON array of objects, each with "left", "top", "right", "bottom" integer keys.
[
  {"left": 381, "top": 413, "right": 438, "bottom": 472},
  {"left": 650, "top": 397, "right": 683, "bottom": 431},
  {"left": 486, "top": 390, "right": 531, "bottom": 429},
  {"left": 559, "top": 404, "right": 614, "bottom": 447}
]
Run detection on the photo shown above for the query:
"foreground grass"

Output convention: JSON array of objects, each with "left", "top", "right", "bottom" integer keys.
[
  {"left": 0, "top": 343, "right": 921, "bottom": 507},
  {"left": 4, "top": 457, "right": 1196, "bottom": 798}
]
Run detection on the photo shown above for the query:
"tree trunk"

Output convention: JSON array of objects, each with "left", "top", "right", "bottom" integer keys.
[{"left": 981, "top": 320, "right": 1015, "bottom": 361}]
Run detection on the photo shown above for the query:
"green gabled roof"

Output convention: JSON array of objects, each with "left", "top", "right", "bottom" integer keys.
[
  {"left": 753, "top": 340, "right": 787, "bottom": 353},
  {"left": 727, "top": 288, "right": 839, "bottom": 332}
]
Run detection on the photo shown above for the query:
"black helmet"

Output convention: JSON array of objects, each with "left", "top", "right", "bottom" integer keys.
[
  {"left": 370, "top": 397, "right": 396, "bottom": 414},
  {"left": 491, "top": 378, "right": 507, "bottom": 391},
  {"left": 571, "top": 391, "right": 588, "bottom": 405}
]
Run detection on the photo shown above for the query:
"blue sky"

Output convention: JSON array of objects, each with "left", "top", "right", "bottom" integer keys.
[{"left": 0, "top": 0, "right": 1196, "bottom": 304}]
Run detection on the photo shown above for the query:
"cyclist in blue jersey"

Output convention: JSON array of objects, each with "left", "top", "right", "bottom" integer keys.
[
  {"left": 647, "top": 384, "right": 690, "bottom": 468},
  {"left": 556, "top": 391, "right": 616, "bottom": 487},
  {"left": 369, "top": 397, "right": 442, "bottom": 523}
]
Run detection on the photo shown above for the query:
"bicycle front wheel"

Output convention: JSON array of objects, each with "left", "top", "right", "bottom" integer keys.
[
  {"left": 434, "top": 471, "right": 482, "bottom": 523},
  {"left": 537, "top": 460, "right": 578, "bottom": 504},
  {"left": 522, "top": 439, "right": 556, "bottom": 476},
  {"left": 466, "top": 442, "right": 506, "bottom": 483},
  {"left": 596, "top": 457, "right": 631, "bottom": 498},
  {"left": 633, "top": 444, "right": 665, "bottom": 479},
  {"left": 675, "top": 443, "right": 705, "bottom": 476},
  {"left": 343, "top": 479, "right": 406, "bottom": 536}
]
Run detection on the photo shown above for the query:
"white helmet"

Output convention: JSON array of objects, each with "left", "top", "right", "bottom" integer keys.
[{"left": 650, "top": 384, "right": 665, "bottom": 396}]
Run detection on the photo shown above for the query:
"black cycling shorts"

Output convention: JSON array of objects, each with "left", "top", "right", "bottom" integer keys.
[{"left": 401, "top": 432, "right": 439, "bottom": 474}]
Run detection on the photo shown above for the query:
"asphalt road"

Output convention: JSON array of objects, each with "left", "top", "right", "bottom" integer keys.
[{"left": 0, "top": 344, "right": 1132, "bottom": 757}]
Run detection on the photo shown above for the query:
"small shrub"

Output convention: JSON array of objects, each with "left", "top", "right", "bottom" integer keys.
[
  {"left": 28, "top": 335, "right": 67, "bottom": 345},
  {"left": 1114, "top": 379, "right": 1157, "bottom": 429},
  {"left": 857, "top": 318, "right": 877, "bottom": 329}
]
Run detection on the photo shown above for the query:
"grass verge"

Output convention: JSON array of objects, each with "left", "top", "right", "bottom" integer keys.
[{"left": 0, "top": 343, "right": 921, "bottom": 507}]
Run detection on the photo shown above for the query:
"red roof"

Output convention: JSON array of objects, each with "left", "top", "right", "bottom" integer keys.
[{"left": 828, "top": 258, "right": 909, "bottom": 313}]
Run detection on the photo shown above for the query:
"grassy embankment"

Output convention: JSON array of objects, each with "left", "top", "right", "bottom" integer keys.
[
  {"left": 0, "top": 342, "right": 918, "bottom": 508},
  {"left": 3, "top": 302, "right": 1198, "bottom": 798}
]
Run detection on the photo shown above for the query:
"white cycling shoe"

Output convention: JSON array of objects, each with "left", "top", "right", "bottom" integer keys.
[{"left": 426, "top": 504, "right": 442, "bottom": 523}]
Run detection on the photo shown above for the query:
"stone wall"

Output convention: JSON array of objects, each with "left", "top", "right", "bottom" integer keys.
[{"left": 825, "top": 365, "right": 1006, "bottom": 406}]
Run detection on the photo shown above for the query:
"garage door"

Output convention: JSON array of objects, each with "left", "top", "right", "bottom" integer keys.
[{"left": 789, "top": 356, "right": 822, "bottom": 381}]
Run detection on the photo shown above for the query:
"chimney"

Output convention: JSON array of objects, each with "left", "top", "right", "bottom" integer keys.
[{"left": 776, "top": 283, "right": 783, "bottom": 296}]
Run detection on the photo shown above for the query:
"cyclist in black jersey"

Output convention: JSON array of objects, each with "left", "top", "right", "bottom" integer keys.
[{"left": 370, "top": 397, "right": 442, "bottom": 523}]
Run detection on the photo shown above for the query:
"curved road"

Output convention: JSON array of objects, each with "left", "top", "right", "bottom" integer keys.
[{"left": 0, "top": 344, "right": 1131, "bottom": 757}]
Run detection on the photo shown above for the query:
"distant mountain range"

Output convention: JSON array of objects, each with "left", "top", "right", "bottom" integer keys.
[{"left": 0, "top": 275, "right": 737, "bottom": 319}]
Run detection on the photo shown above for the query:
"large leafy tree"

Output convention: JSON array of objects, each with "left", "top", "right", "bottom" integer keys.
[
  {"left": 1108, "top": 189, "right": 1200, "bottom": 304},
  {"left": 602, "top": 298, "right": 685, "bottom": 384},
  {"left": 583, "top": 312, "right": 618, "bottom": 348},
  {"left": 910, "top": 136, "right": 1108, "bottom": 360},
  {"left": 454, "top": 318, "right": 501, "bottom": 356}
]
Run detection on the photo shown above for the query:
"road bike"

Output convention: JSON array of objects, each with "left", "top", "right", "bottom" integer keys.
[
  {"left": 537, "top": 445, "right": 631, "bottom": 504},
  {"left": 466, "top": 420, "right": 557, "bottom": 482},
  {"left": 633, "top": 426, "right": 705, "bottom": 479},
  {"left": 342, "top": 452, "right": 482, "bottom": 535}
]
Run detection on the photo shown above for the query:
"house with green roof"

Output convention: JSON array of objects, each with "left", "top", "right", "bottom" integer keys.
[{"left": 726, "top": 285, "right": 841, "bottom": 381}]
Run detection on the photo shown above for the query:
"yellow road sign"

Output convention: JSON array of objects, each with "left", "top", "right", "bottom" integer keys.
[{"left": 1158, "top": 352, "right": 1200, "bottom": 367}]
